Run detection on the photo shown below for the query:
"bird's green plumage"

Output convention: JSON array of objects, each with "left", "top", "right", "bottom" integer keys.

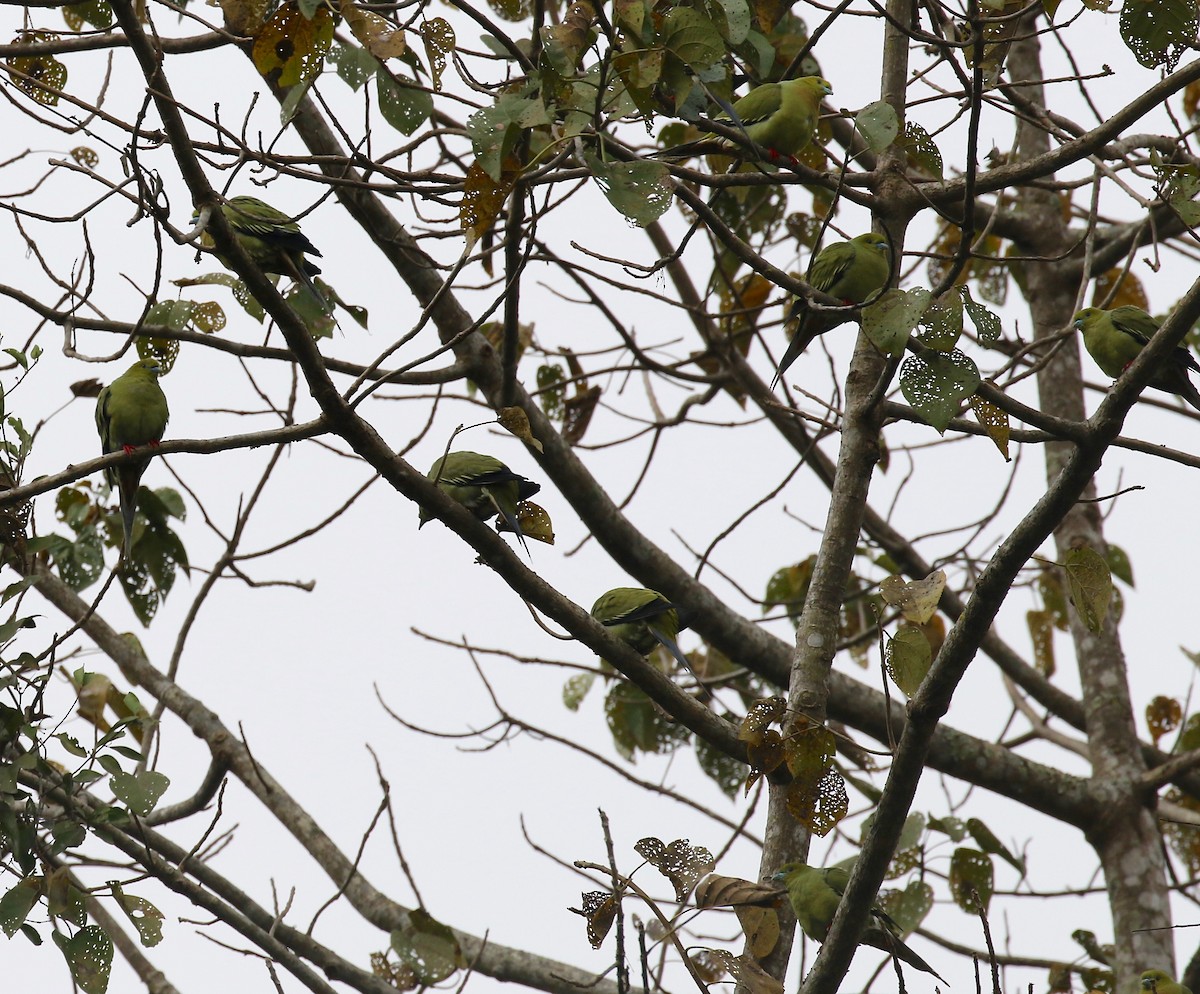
[
  {"left": 197, "top": 196, "right": 327, "bottom": 310},
  {"left": 1073, "top": 305, "right": 1200, "bottom": 411},
  {"left": 1141, "top": 970, "right": 1191, "bottom": 994},
  {"left": 419, "top": 451, "right": 540, "bottom": 551},
  {"left": 773, "top": 233, "right": 891, "bottom": 387},
  {"left": 95, "top": 359, "right": 170, "bottom": 556},
  {"left": 773, "top": 862, "right": 944, "bottom": 981},
  {"left": 590, "top": 587, "right": 711, "bottom": 699},
  {"left": 665, "top": 76, "right": 832, "bottom": 160}
]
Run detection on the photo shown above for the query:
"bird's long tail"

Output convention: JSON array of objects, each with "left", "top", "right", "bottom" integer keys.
[
  {"left": 1180, "top": 378, "right": 1200, "bottom": 413},
  {"left": 647, "top": 624, "right": 713, "bottom": 702},
  {"left": 862, "top": 927, "right": 947, "bottom": 984},
  {"left": 491, "top": 495, "right": 531, "bottom": 556},
  {"left": 116, "top": 464, "right": 144, "bottom": 557},
  {"left": 282, "top": 255, "right": 330, "bottom": 313}
]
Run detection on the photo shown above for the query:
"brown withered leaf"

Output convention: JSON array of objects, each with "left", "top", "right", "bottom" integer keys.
[{"left": 694, "top": 874, "right": 783, "bottom": 909}]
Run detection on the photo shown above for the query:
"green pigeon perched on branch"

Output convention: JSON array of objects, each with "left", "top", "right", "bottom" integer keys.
[
  {"left": 1073, "top": 305, "right": 1200, "bottom": 411},
  {"left": 773, "top": 861, "right": 945, "bottom": 982},
  {"left": 95, "top": 358, "right": 170, "bottom": 556},
  {"left": 773, "top": 232, "right": 891, "bottom": 388},
  {"left": 1141, "top": 971, "right": 1191, "bottom": 994},
  {"left": 590, "top": 587, "right": 711, "bottom": 700},
  {"left": 419, "top": 451, "right": 540, "bottom": 552},
  {"left": 196, "top": 195, "right": 328, "bottom": 311},
  {"left": 663, "top": 76, "right": 833, "bottom": 162}
]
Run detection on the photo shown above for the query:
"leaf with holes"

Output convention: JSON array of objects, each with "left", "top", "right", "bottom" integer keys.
[
  {"left": 391, "top": 909, "right": 464, "bottom": 984},
  {"left": 899, "top": 349, "right": 981, "bottom": 433},
  {"left": 855, "top": 100, "right": 899, "bottom": 153},
  {"left": 1120, "top": 0, "right": 1197, "bottom": 70},
  {"left": 111, "top": 883, "right": 164, "bottom": 947},
  {"left": 880, "top": 570, "right": 945, "bottom": 625},
  {"left": 635, "top": 837, "right": 714, "bottom": 901},
  {"left": 862, "top": 288, "right": 932, "bottom": 356},
  {"left": 585, "top": 154, "right": 673, "bottom": 227},
  {"left": 1064, "top": 546, "right": 1112, "bottom": 632},
  {"left": 63, "top": 925, "right": 113, "bottom": 994},
  {"left": 949, "top": 847, "right": 993, "bottom": 913},
  {"left": 110, "top": 770, "right": 168, "bottom": 817},
  {"left": 885, "top": 623, "right": 932, "bottom": 697}
]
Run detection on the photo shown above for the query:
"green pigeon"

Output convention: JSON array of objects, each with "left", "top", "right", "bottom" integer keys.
[
  {"left": 590, "top": 587, "right": 710, "bottom": 700},
  {"left": 773, "top": 862, "right": 945, "bottom": 982},
  {"left": 95, "top": 358, "right": 170, "bottom": 556},
  {"left": 419, "top": 451, "right": 540, "bottom": 552},
  {"left": 663, "top": 76, "right": 833, "bottom": 161},
  {"left": 773, "top": 233, "right": 891, "bottom": 387},
  {"left": 1141, "top": 971, "right": 1191, "bottom": 994},
  {"left": 1073, "top": 305, "right": 1200, "bottom": 411},
  {"left": 197, "top": 195, "right": 327, "bottom": 310}
]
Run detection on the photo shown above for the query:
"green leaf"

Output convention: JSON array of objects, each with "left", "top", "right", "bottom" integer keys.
[
  {"left": 928, "top": 815, "right": 967, "bottom": 841},
  {"left": 63, "top": 0, "right": 113, "bottom": 29},
  {"left": 109, "top": 770, "right": 169, "bottom": 817},
  {"left": 897, "top": 122, "right": 943, "bottom": 178},
  {"left": 1064, "top": 546, "right": 1112, "bottom": 632},
  {"left": 390, "top": 909, "right": 465, "bottom": 984},
  {"left": 709, "top": 0, "right": 751, "bottom": 44},
  {"left": 63, "top": 925, "right": 113, "bottom": 994},
  {"left": 949, "top": 847, "right": 993, "bottom": 913},
  {"left": 879, "top": 879, "right": 933, "bottom": 938},
  {"left": 862, "top": 287, "right": 932, "bottom": 356},
  {"left": 763, "top": 557, "right": 815, "bottom": 626},
  {"left": 330, "top": 44, "right": 379, "bottom": 91},
  {"left": 855, "top": 100, "right": 899, "bottom": 153},
  {"left": 377, "top": 71, "right": 433, "bottom": 136},
  {"left": 898, "top": 349, "right": 981, "bottom": 433},
  {"left": 1120, "top": 0, "right": 1197, "bottom": 70},
  {"left": 966, "top": 817, "right": 1025, "bottom": 875},
  {"left": 963, "top": 285, "right": 1002, "bottom": 345},
  {"left": 111, "top": 883, "right": 164, "bottom": 948},
  {"left": 0, "top": 879, "right": 41, "bottom": 938},
  {"left": 466, "top": 89, "right": 547, "bottom": 180},
  {"left": 604, "top": 682, "right": 689, "bottom": 761},
  {"left": 659, "top": 6, "right": 726, "bottom": 72},
  {"left": 1106, "top": 543, "right": 1134, "bottom": 587},
  {"left": 917, "top": 292, "right": 963, "bottom": 351},
  {"left": 695, "top": 732, "right": 743, "bottom": 797},
  {"left": 562, "top": 672, "right": 595, "bottom": 711},
  {"left": 584, "top": 153, "right": 673, "bottom": 226},
  {"left": 884, "top": 623, "right": 932, "bottom": 697}
]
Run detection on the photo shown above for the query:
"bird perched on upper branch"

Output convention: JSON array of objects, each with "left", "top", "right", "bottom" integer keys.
[
  {"left": 419, "top": 451, "right": 540, "bottom": 552},
  {"left": 773, "top": 232, "right": 891, "bottom": 388},
  {"left": 773, "top": 861, "right": 945, "bottom": 982},
  {"left": 661, "top": 76, "right": 832, "bottom": 162},
  {"left": 1073, "top": 305, "right": 1200, "bottom": 411},
  {"left": 590, "top": 587, "right": 710, "bottom": 700},
  {"left": 95, "top": 358, "right": 170, "bottom": 556},
  {"left": 196, "top": 195, "right": 328, "bottom": 311}
]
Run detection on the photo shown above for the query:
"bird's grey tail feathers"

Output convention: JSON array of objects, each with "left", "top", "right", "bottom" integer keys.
[
  {"left": 648, "top": 624, "right": 713, "bottom": 702},
  {"left": 861, "top": 926, "right": 947, "bottom": 984}
]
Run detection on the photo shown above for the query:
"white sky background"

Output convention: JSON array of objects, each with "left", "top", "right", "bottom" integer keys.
[{"left": 2, "top": 0, "right": 1200, "bottom": 992}]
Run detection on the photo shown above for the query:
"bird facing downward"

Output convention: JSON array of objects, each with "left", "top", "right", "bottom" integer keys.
[
  {"left": 95, "top": 358, "right": 170, "bottom": 556},
  {"left": 196, "top": 195, "right": 327, "bottom": 311},
  {"left": 773, "top": 861, "right": 945, "bottom": 982},
  {"left": 590, "top": 587, "right": 711, "bottom": 701},
  {"left": 773, "top": 232, "right": 891, "bottom": 388},
  {"left": 663, "top": 76, "right": 833, "bottom": 162},
  {"left": 1073, "top": 305, "right": 1200, "bottom": 411},
  {"left": 419, "top": 450, "right": 540, "bottom": 552}
]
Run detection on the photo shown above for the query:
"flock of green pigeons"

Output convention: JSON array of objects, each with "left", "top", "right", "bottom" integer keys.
[{"left": 88, "top": 78, "right": 1200, "bottom": 985}]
